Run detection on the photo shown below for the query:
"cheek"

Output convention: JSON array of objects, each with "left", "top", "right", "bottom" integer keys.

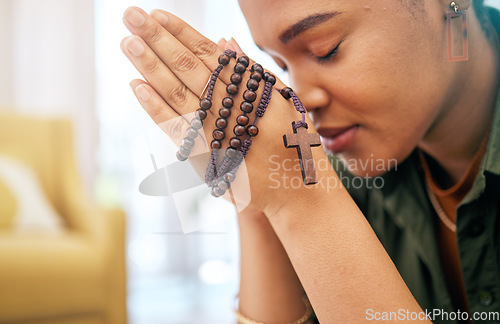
[
  {"left": 319, "top": 41, "right": 446, "bottom": 175},
  {"left": 338, "top": 28, "right": 444, "bottom": 121},
  {"left": 322, "top": 8, "right": 446, "bottom": 121}
]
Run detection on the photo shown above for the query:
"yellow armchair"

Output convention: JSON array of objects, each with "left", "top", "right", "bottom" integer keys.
[{"left": 0, "top": 113, "right": 127, "bottom": 324}]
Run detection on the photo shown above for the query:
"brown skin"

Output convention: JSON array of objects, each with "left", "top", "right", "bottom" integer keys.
[
  {"left": 121, "top": 0, "right": 497, "bottom": 321},
  {"left": 235, "top": 1, "right": 497, "bottom": 321},
  {"left": 240, "top": 0, "right": 498, "bottom": 183}
]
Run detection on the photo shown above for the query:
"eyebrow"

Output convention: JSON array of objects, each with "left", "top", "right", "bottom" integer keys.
[{"left": 279, "top": 12, "right": 342, "bottom": 44}]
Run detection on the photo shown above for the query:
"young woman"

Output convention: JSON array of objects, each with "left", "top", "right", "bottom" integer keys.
[{"left": 121, "top": 0, "right": 500, "bottom": 322}]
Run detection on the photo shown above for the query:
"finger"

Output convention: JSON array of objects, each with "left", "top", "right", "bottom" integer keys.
[
  {"left": 227, "top": 38, "right": 244, "bottom": 56},
  {"left": 121, "top": 35, "right": 204, "bottom": 117},
  {"left": 123, "top": 7, "right": 224, "bottom": 97},
  {"left": 217, "top": 38, "right": 227, "bottom": 49},
  {"left": 149, "top": 9, "right": 236, "bottom": 85},
  {"left": 129, "top": 79, "right": 187, "bottom": 142}
]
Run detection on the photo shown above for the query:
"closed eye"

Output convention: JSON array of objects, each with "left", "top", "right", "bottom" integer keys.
[{"left": 316, "top": 41, "right": 341, "bottom": 64}]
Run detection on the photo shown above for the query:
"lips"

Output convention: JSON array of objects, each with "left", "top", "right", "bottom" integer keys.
[{"left": 318, "top": 125, "right": 359, "bottom": 153}]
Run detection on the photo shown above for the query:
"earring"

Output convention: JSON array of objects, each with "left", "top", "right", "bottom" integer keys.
[{"left": 447, "top": 1, "right": 468, "bottom": 62}]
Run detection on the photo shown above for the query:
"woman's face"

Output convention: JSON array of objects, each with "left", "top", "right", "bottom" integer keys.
[{"left": 239, "top": 0, "right": 456, "bottom": 177}]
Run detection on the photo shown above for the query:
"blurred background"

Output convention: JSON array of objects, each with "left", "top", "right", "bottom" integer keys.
[
  {"left": 0, "top": 0, "right": 287, "bottom": 323},
  {"left": 0, "top": 0, "right": 499, "bottom": 324}
]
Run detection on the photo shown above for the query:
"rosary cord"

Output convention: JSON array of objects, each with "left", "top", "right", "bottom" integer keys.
[
  {"left": 228, "top": 80, "right": 273, "bottom": 175},
  {"left": 214, "top": 79, "right": 274, "bottom": 180},
  {"left": 203, "top": 49, "right": 236, "bottom": 184},
  {"left": 290, "top": 90, "right": 308, "bottom": 130},
  {"left": 253, "top": 78, "right": 273, "bottom": 123},
  {"left": 206, "top": 65, "right": 223, "bottom": 101}
]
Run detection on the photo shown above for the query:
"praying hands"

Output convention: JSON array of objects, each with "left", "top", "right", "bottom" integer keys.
[{"left": 121, "top": 6, "right": 430, "bottom": 323}]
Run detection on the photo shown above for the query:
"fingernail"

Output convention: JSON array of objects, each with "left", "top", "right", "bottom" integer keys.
[
  {"left": 135, "top": 84, "right": 151, "bottom": 102},
  {"left": 124, "top": 7, "right": 145, "bottom": 27},
  {"left": 125, "top": 37, "right": 145, "bottom": 56},
  {"left": 151, "top": 10, "right": 168, "bottom": 25}
]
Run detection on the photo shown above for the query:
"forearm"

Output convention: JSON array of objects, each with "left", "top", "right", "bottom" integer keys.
[
  {"left": 238, "top": 207, "right": 314, "bottom": 323},
  {"left": 263, "top": 154, "right": 429, "bottom": 323}
]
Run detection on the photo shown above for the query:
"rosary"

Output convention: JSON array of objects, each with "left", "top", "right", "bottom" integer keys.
[{"left": 176, "top": 50, "right": 321, "bottom": 197}]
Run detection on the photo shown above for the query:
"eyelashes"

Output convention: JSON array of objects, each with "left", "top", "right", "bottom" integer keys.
[
  {"left": 315, "top": 41, "right": 341, "bottom": 64},
  {"left": 275, "top": 40, "right": 342, "bottom": 72}
]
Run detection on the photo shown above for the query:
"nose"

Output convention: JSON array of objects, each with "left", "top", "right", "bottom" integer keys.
[{"left": 288, "top": 69, "right": 330, "bottom": 113}]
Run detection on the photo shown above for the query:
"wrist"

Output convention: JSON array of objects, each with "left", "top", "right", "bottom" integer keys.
[{"left": 237, "top": 206, "right": 270, "bottom": 227}]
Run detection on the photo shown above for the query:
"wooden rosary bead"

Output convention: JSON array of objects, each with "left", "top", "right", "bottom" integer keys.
[
  {"left": 186, "top": 127, "right": 198, "bottom": 139},
  {"left": 234, "top": 125, "right": 246, "bottom": 136},
  {"left": 251, "top": 63, "right": 264, "bottom": 75},
  {"left": 182, "top": 137, "right": 195, "bottom": 149},
  {"left": 237, "top": 55, "right": 250, "bottom": 68},
  {"left": 224, "top": 172, "right": 236, "bottom": 183},
  {"left": 247, "top": 78, "right": 259, "bottom": 91},
  {"left": 213, "top": 129, "right": 225, "bottom": 140},
  {"left": 226, "top": 148, "right": 237, "bottom": 158},
  {"left": 218, "top": 54, "right": 230, "bottom": 65},
  {"left": 229, "top": 137, "right": 242, "bottom": 149},
  {"left": 211, "top": 139, "right": 222, "bottom": 150},
  {"left": 234, "top": 63, "right": 246, "bottom": 74},
  {"left": 218, "top": 180, "right": 230, "bottom": 191},
  {"left": 191, "top": 118, "right": 203, "bottom": 130},
  {"left": 236, "top": 115, "right": 249, "bottom": 126},
  {"left": 215, "top": 118, "right": 228, "bottom": 129},
  {"left": 266, "top": 74, "right": 276, "bottom": 85},
  {"left": 247, "top": 125, "right": 259, "bottom": 136},
  {"left": 227, "top": 84, "right": 238, "bottom": 95},
  {"left": 179, "top": 146, "right": 191, "bottom": 157},
  {"left": 250, "top": 71, "right": 262, "bottom": 82},
  {"left": 195, "top": 108, "right": 207, "bottom": 120},
  {"left": 219, "top": 108, "right": 231, "bottom": 118},
  {"left": 222, "top": 97, "right": 234, "bottom": 108},
  {"left": 176, "top": 151, "right": 188, "bottom": 161},
  {"left": 212, "top": 186, "right": 225, "bottom": 197},
  {"left": 262, "top": 72, "right": 271, "bottom": 81},
  {"left": 240, "top": 102, "right": 253, "bottom": 113},
  {"left": 200, "top": 98, "right": 212, "bottom": 110},
  {"left": 230, "top": 73, "right": 242, "bottom": 85},
  {"left": 280, "top": 87, "right": 293, "bottom": 99},
  {"left": 243, "top": 90, "right": 257, "bottom": 102}
]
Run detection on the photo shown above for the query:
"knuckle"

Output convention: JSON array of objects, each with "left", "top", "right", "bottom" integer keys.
[
  {"left": 172, "top": 50, "right": 198, "bottom": 72},
  {"left": 192, "top": 39, "right": 217, "bottom": 58},
  {"left": 168, "top": 83, "right": 189, "bottom": 106},
  {"left": 164, "top": 116, "right": 189, "bottom": 140},
  {"left": 170, "top": 23, "right": 185, "bottom": 38},
  {"left": 144, "top": 24, "right": 164, "bottom": 44},
  {"left": 143, "top": 58, "right": 161, "bottom": 74}
]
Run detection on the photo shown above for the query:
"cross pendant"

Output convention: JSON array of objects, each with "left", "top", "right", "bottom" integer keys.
[{"left": 283, "top": 122, "right": 322, "bottom": 185}]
